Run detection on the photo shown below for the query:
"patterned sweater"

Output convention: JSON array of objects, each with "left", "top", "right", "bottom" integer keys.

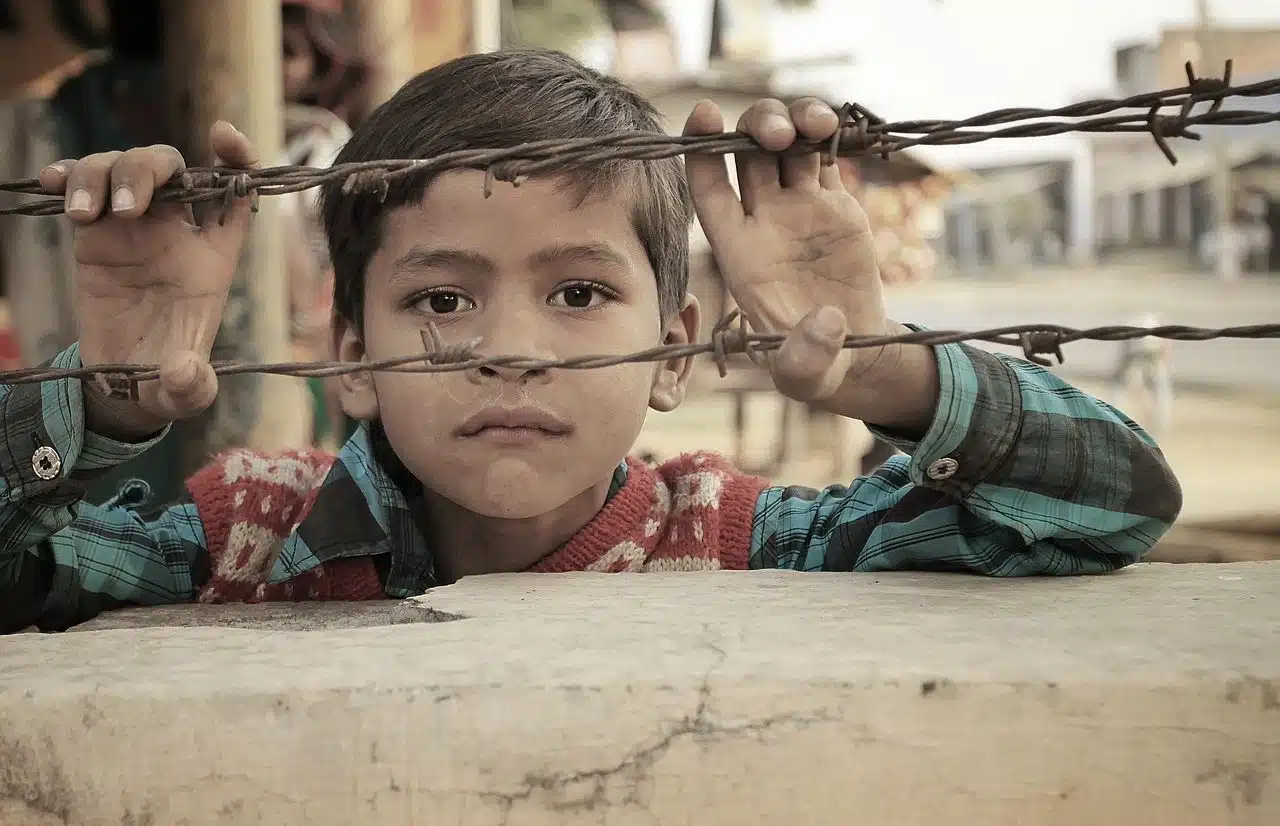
[{"left": 187, "top": 450, "right": 769, "bottom": 604}]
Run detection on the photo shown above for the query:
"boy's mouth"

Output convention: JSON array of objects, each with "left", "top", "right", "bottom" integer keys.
[{"left": 455, "top": 406, "right": 574, "bottom": 441}]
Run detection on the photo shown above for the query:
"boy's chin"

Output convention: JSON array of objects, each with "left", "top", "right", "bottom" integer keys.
[{"left": 430, "top": 457, "right": 599, "bottom": 519}]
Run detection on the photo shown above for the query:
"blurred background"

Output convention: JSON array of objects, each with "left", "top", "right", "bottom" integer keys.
[{"left": 0, "top": 0, "right": 1276, "bottom": 561}]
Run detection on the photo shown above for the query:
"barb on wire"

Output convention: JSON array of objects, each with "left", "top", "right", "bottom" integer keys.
[
  {"left": 1, "top": 61, "right": 1276, "bottom": 217},
  {"left": 2, "top": 320, "right": 1277, "bottom": 398}
]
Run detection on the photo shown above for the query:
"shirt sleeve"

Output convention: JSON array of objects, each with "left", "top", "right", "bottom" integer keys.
[
  {"left": 750, "top": 338, "right": 1183, "bottom": 576},
  {"left": 0, "top": 344, "right": 209, "bottom": 633}
]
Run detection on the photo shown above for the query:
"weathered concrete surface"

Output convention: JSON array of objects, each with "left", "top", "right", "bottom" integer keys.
[{"left": 1, "top": 563, "right": 1277, "bottom": 826}]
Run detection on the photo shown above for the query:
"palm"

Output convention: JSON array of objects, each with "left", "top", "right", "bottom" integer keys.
[
  {"left": 717, "top": 190, "right": 886, "bottom": 340},
  {"left": 75, "top": 211, "right": 239, "bottom": 376}
]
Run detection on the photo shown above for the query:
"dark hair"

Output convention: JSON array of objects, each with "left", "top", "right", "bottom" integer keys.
[{"left": 318, "top": 48, "right": 692, "bottom": 334}]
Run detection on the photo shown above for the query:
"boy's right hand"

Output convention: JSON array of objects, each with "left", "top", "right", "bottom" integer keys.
[{"left": 40, "top": 121, "right": 258, "bottom": 441}]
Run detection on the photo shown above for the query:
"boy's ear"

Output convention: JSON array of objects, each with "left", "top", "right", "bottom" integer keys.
[
  {"left": 649, "top": 293, "right": 701, "bottom": 413},
  {"left": 333, "top": 316, "right": 379, "bottom": 421}
]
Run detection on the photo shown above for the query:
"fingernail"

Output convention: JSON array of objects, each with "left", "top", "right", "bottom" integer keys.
[
  {"left": 766, "top": 114, "right": 791, "bottom": 134},
  {"left": 173, "top": 358, "right": 198, "bottom": 389},
  {"left": 42, "top": 163, "right": 65, "bottom": 177},
  {"left": 808, "top": 102, "right": 833, "bottom": 120},
  {"left": 67, "top": 188, "right": 92, "bottom": 213},
  {"left": 112, "top": 186, "right": 135, "bottom": 213},
  {"left": 811, "top": 306, "right": 846, "bottom": 339}
]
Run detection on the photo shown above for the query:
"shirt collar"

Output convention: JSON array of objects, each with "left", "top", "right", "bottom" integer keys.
[{"left": 285, "top": 424, "right": 630, "bottom": 596}]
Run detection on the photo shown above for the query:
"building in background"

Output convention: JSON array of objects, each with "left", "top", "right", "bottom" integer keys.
[
  {"left": 942, "top": 156, "right": 1074, "bottom": 273},
  {"left": 940, "top": 25, "right": 1280, "bottom": 276},
  {"left": 1088, "top": 26, "right": 1280, "bottom": 273}
]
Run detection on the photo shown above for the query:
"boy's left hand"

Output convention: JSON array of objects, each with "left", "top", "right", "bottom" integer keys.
[{"left": 684, "top": 98, "right": 939, "bottom": 432}]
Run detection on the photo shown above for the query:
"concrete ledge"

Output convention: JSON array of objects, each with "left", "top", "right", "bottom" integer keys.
[{"left": 1, "top": 563, "right": 1277, "bottom": 826}]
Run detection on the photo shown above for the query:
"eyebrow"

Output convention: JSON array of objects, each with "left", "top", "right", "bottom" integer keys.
[
  {"left": 392, "top": 247, "right": 493, "bottom": 276},
  {"left": 391, "top": 242, "right": 630, "bottom": 278},
  {"left": 529, "top": 242, "right": 631, "bottom": 271}
]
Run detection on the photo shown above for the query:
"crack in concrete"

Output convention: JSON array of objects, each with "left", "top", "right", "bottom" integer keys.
[{"left": 479, "top": 626, "right": 835, "bottom": 825}]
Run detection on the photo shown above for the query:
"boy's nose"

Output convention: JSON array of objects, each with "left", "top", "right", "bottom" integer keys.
[
  {"left": 467, "top": 305, "right": 557, "bottom": 384},
  {"left": 473, "top": 362, "right": 551, "bottom": 385}
]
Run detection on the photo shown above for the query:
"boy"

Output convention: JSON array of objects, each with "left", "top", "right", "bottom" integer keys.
[{"left": 0, "top": 50, "right": 1181, "bottom": 633}]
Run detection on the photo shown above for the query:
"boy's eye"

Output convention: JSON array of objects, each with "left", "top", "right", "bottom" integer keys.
[
  {"left": 418, "top": 291, "right": 476, "bottom": 314},
  {"left": 549, "top": 284, "right": 611, "bottom": 310}
]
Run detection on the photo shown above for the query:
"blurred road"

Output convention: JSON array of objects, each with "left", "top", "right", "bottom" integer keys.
[{"left": 883, "top": 269, "right": 1280, "bottom": 393}]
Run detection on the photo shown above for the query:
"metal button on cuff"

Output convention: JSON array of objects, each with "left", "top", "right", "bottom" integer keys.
[
  {"left": 926, "top": 457, "right": 959, "bottom": 481},
  {"left": 32, "top": 445, "right": 63, "bottom": 480}
]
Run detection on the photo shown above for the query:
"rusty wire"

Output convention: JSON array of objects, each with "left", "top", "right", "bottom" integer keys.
[
  {"left": 0, "top": 60, "right": 1276, "bottom": 397},
  {"left": 1, "top": 316, "right": 1276, "bottom": 401},
  {"left": 0, "top": 61, "right": 1276, "bottom": 217}
]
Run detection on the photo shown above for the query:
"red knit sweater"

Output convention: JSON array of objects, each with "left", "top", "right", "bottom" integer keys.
[{"left": 185, "top": 450, "right": 771, "bottom": 603}]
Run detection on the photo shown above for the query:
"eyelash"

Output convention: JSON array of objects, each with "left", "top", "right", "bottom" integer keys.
[
  {"left": 407, "top": 281, "right": 620, "bottom": 314},
  {"left": 409, "top": 286, "right": 476, "bottom": 315},
  {"left": 551, "top": 280, "right": 619, "bottom": 308}
]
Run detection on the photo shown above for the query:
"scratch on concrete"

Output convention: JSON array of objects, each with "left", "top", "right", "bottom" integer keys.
[
  {"left": 0, "top": 732, "right": 73, "bottom": 824},
  {"left": 1194, "top": 759, "right": 1271, "bottom": 812},
  {"left": 1224, "top": 677, "right": 1280, "bottom": 712}
]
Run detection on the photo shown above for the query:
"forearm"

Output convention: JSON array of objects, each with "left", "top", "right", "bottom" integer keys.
[
  {"left": 753, "top": 341, "right": 1183, "bottom": 576},
  {"left": 870, "top": 342, "right": 1183, "bottom": 561}
]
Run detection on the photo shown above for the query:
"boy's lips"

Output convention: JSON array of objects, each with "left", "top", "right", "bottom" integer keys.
[{"left": 455, "top": 406, "right": 573, "bottom": 438}]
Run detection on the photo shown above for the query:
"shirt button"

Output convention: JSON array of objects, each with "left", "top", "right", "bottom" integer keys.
[
  {"left": 32, "top": 445, "right": 63, "bottom": 480},
  {"left": 926, "top": 457, "right": 959, "bottom": 481}
]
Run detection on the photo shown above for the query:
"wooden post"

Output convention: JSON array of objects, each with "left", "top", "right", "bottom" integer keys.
[
  {"left": 163, "top": 0, "right": 297, "bottom": 473},
  {"left": 472, "top": 0, "right": 504, "bottom": 53}
]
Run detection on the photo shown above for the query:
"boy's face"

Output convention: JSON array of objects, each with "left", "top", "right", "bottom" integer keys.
[{"left": 336, "top": 170, "right": 699, "bottom": 519}]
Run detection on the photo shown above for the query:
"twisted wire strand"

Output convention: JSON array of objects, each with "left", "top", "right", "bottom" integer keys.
[
  {"left": 2, "top": 320, "right": 1275, "bottom": 400},
  {"left": 1, "top": 62, "right": 1275, "bottom": 216}
]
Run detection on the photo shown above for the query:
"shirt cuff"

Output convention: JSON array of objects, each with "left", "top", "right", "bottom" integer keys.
[
  {"left": 0, "top": 343, "right": 168, "bottom": 503},
  {"left": 867, "top": 334, "right": 1022, "bottom": 498}
]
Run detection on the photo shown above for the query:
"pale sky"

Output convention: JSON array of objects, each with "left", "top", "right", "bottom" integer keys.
[{"left": 768, "top": 0, "right": 1280, "bottom": 167}]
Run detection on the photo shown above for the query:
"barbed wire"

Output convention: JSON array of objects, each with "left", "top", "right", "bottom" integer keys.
[
  {"left": 0, "top": 60, "right": 1275, "bottom": 398},
  {"left": 2, "top": 316, "right": 1276, "bottom": 401},
  {"left": 0, "top": 61, "right": 1276, "bottom": 217}
]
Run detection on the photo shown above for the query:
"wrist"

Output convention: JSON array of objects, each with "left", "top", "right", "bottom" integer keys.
[
  {"left": 820, "top": 323, "right": 940, "bottom": 435},
  {"left": 82, "top": 381, "right": 170, "bottom": 443}
]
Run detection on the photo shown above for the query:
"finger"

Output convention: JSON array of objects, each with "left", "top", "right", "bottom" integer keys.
[
  {"left": 781, "top": 98, "right": 839, "bottom": 190},
  {"left": 771, "top": 305, "right": 850, "bottom": 402},
  {"left": 38, "top": 160, "right": 76, "bottom": 195},
  {"left": 63, "top": 151, "right": 120, "bottom": 223},
  {"left": 818, "top": 157, "right": 846, "bottom": 191},
  {"left": 210, "top": 120, "right": 260, "bottom": 170},
  {"left": 108, "top": 144, "right": 189, "bottom": 221},
  {"left": 202, "top": 121, "right": 261, "bottom": 251},
  {"left": 682, "top": 100, "right": 744, "bottom": 240},
  {"left": 155, "top": 350, "right": 219, "bottom": 419},
  {"left": 735, "top": 99, "right": 791, "bottom": 209}
]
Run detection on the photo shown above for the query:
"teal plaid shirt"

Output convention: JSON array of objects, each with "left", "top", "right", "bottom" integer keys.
[{"left": 0, "top": 340, "right": 1182, "bottom": 632}]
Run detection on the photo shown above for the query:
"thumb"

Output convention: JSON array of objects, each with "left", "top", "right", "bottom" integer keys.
[
  {"left": 203, "top": 120, "right": 261, "bottom": 255},
  {"left": 770, "top": 305, "right": 850, "bottom": 402},
  {"left": 154, "top": 350, "right": 219, "bottom": 419}
]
